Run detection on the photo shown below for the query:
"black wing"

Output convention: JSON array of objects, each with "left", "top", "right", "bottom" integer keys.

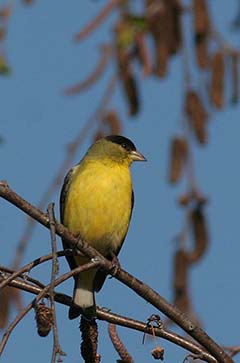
[
  {"left": 60, "top": 168, "right": 78, "bottom": 273},
  {"left": 94, "top": 190, "right": 134, "bottom": 292}
]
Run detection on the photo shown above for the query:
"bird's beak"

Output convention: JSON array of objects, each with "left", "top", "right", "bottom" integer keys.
[{"left": 130, "top": 150, "right": 147, "bottom": 162}]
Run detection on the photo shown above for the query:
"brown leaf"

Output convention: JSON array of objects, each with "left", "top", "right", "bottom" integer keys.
[
  {"left": 193, "top": 0, "right": 210, "bottom": 34},
  {"left": 193, "top": 0, "right": 210, "bottom": 69},
  {"left": 231, "top": 51, "right": 239, "bottom": 104},
  {"left": 173, "top": 249, "right": 189, "bottom": 293},
  {"left": 0, "top": 5, "right": 11, "bottom": 19},
  {"left": 189, "top": 204, "right": 208, "bottom": 263},
  {"left": 209, "top": 51, "right": 225, "bottom": 109},
  {"left": 194, "top": 33, "right": 209, "bottom": 69},
  {"left": 173, "top": 249, "right": 191, "bottom": 314},
  {"left": 168, "top": 137, "right": 188, "bottom": 183},
  {"left": 116, "top": 50, "right": 139, "bottom": 116},
  {"left": 0, "top": 28, "right": 6, "bottom": 42},
  {"left": 146, "top": 0, "right": 182, "bottom": 77},
  {"left": 185, "top": 90, "right": 208, "bottom": 144}
]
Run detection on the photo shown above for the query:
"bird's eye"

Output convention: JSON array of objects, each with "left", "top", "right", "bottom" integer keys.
[{"left": 121, "top": 143, "right": 130, "bottom": 151}]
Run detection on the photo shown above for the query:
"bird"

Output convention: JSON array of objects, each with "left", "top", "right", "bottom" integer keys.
[{"left": 60, "top": 135, "right": 146, "bottom": 320}]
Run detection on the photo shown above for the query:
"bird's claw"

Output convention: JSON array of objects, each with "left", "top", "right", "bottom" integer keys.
[{"left": 109, "top": 253, "right": 121, "bottom": 277}]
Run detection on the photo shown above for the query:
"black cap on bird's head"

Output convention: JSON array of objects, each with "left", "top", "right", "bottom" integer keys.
[
  {"left": 86, "top": 134, "right": 146, "bottom": 163},
  {"left": 104, "top": 135, "right": 147, "bottom": 162},
  {"left": 105, "top": 135, "right": 136, "bottom": 152}
]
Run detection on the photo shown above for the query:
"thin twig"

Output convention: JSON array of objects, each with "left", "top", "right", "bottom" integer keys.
[
  {"left": 74, "top": 0, "right": 121, "bottom": 42},
  {"left": 0, "top": 261, "right": 99, "bottom": 356},
  {"left": 0, "top": 265, "right": 46, "bottom": 289},
  {"left": 223, "top": 346, "right": 240, "bottom": 358},
  {"left": 64, "top": 44, "right": 112, "bottom": 95},
  {"left": 0, "top": 183, "right": 233, "bottom": 363},
  {"left": 0, "top": 251, "right": 74, "bottom": 290},
  {"left": 0, "top": 272, "right": 217, "bottom": 363},
  {"left": 47, "top": 203, "right": 65, "bottom": 363}
]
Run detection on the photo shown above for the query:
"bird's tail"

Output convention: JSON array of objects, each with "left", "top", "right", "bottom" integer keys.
[{"left": 69, "top": 269, "right": 97, "bottom": 320}]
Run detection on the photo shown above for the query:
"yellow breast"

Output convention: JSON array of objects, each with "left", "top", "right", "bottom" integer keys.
[{"left": 63, "top": 159, "right": 132, "bottom": 256}]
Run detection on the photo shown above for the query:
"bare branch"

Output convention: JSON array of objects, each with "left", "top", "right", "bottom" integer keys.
[
  {"left": 64, "top": 45, "right": 112, "bottom": 95},
  {"left": 74, "top": 0, "right": 121, "bottom": 42},
  {"left": 47, "top": 203, "right": 66, "bottom": 363},
  {"left": 0, "top": 271, "right": 218, "bottom": 363},
  {"left": 0, "top": 251, "right": 74, "bottom": 290},
  {"left": 0, "top": 261, "right": 99, "bottom": 356},
  {"left": 0, "top": 183, "right": 233, "bottom": 363}
]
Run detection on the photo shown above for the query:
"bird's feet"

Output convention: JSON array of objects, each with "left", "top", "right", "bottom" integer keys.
[{"left": 109, "top": 252, "right": 121, "bottom": 277}]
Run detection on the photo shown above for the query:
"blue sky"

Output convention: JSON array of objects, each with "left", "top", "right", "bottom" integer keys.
[{"left": 1, "top": 1, "right": 240, "bottom": 362}]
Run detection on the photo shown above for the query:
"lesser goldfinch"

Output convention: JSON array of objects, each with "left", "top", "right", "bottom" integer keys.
[{"left": 60, "top": 135, "right": 146, "bottom": 319}]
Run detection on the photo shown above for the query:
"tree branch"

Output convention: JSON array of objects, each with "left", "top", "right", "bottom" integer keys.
[
  {"left": 0, "top": 182, "right": 233, "bottom": 363},
  {"left": 73, "top": 0, "right": 121, "bottom": 42},
  {"left": 0, "top": 261, "right": 99, "bottom": 356},
  {"left": 47, "top": 203, "right": 66, "bottom": 363},
  {"left": 0, "top": 271, "right": 217, "bottom": 363}
]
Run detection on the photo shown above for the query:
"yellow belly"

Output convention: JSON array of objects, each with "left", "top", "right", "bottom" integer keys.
[{"left": 63, "top": 160, "right": 132, "bottom": 257}]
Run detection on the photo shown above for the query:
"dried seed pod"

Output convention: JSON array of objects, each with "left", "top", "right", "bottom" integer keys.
[
  {"left": 35, "top": 303, "right": 54, "bottom": 337},
  {"left": 231, "top": 51, "right": 239, "bottom": 104},
  {"left": 151, "top": 346, "right": 164, "bottom": 360},
  {"left": 123, "top": 72, "right": 139, "bottom": 116},
  {"left": 168, "top": 137, "right": 188, "bottom": 183},
  {"left": 194, "top": 33, "right": 209, "bottom": 69},
  {"left": 80, "top": 316, "right": 98, "bottom": 363},
  {"left": 209, "top": 51, "right": 225, "bottom": 109},
  {"left": 193, "top": 0, "right": 210, "bottom": 69},
  {"left": 173, "top": 249, "right": 189, "bottom": 293},
  {"left": 167, "top": 0, "right": 182, "bottom": 55},
  {"left": 0, "top": 28, "right": 6, "bottom": 42},
  {"left": 108, "top": 323, "right": 133, "bottom": 363},
  {"left": 193, "top": 0, "right": 210, "bottom": 34},
  {"left": 146, "top": 1, "right": 167, "bottom": 77},
  {"left": 116, "top": 49, "right": 139, "bottom": 116},
  {"left": 155, "top": 42, "right": 169, "bottom": 77},
  {"left": 0, "top": 5, "right": 11, "bottom": 19},
  {"left": 146, "top": 0, "right": 182, "bottom": 77},
  {"left": 189, "top": 204, "right": 208, "bottom": 263},
  {"left": 103, "top": 110, "right": 122, "bottom": 134},
  {"left": 185, "top": 90, "right": 208, "bottom": 144},
  {"left": 0, "top": 286, "right": 11, "bottom": 329},
  {"left": 173, "top": 249, "right": 191, "bottom": 313}
]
